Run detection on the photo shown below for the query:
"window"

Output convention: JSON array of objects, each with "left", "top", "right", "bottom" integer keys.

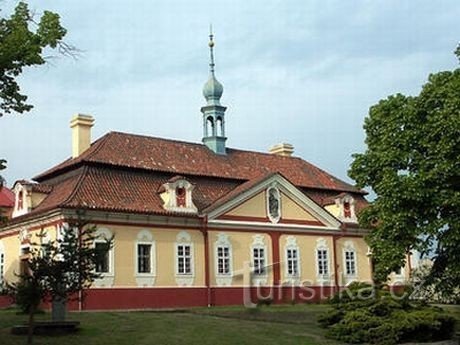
[
  {"left": 253, "top": 247, "right": 265, "bottom": 275},
  {"left": 93, "top": 228, "right": 114, "bottom": 287},
  {"left": 137, "top": 244, "right": 152, "bottom": 274},
  {"left": 317, "top": 249, "right": 328, "bottom": 275},
  {"left": 285, "top": 236, "right": 300, "bottom": 280},
  {"left": 17, "top": 190, "right": 23, "bottom": 210},
  {"left": 177, "top": 244, "right": 192, "bottom": 275},
  {"left": 345, "top": 250, "right": 356, "bottom": 276},
  {"left": 343, "top": 201, "right": 351, "bottom": 218},
  {"left": 135, "top": 230, "right": 155, "bottom": 287},
  {"left": 176, "top": 187, "right": 186, "bottom": 207},
  {"left": 95, "top": 242, "right": 110, "bottom": 273},
  {"left": 175, "top": 231, "right": 194, "bottom": 286},
  {"left": 160, "top": 178, "right": 198, "bottom": 213},
  {"left": 217, "top": 246, "right": 231, "bottom": 275},
  {"left": 286, "top": 248, "right": 299, "bottom": 276},
  {"left": 215, "top": 233, "right": 232, "bottom": 286}
]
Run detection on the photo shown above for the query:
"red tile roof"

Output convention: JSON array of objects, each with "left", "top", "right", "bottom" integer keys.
[
  {"left": 4, "top": 131, "right": 368, "bottom": 225},
  {"left": 34, "top": 132, "right": 364, "bottom": 194},
  {"left": 11, "top": 166, "right": 240, "bottom": 222},
  {"left": 0, "top": 186, "right": 14, "bottom": 208}
]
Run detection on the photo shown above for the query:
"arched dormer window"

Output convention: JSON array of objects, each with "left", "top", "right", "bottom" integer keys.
[
  {"left": 17, "top": 191, "right": 23, "bottom": 210},
  {"left": 176, "top": 187, "right": 186, "bottom": 207},
  {"left": 159, "top": 177, "right": 198, "bottom": 214},
  {"left": 334, "top": 194, "right": 357, "bottom": 223}
]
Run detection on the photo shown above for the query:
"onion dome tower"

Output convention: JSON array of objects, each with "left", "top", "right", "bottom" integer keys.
[{"left": 201, "top": 28, "right": 227, "bottom": 155}]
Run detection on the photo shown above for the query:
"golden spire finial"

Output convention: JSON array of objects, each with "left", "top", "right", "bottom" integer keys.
[{"left": 208, "top": 24, "right": 215, "bottom": 75}]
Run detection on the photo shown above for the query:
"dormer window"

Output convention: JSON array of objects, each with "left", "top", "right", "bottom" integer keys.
[
  {"left": 334, "top": 194, "right": 357, "bottom": 223},
  {"left": 12, "top": 183, "right": 31, "bottom": 218},
  {"left": 159, "top": 176, "right": 198, "bottom": 214},
  {"left": 17, "top": 191, "right": 23, "bottom": 210},
  {"left": 343, "top": 201, "right": 351, "bottom": 218},
  {"left": 176, "top": 187, "right": 186, "bottom": 207}
]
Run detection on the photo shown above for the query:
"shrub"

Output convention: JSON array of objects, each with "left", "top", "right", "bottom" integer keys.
[{"left": 318, "top": 285, "right": 456, "bottom": 345}]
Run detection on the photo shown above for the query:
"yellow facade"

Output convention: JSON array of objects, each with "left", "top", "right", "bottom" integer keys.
[
  {"left": 280, "top": 194, "right": 317, "bottom": 221},
  {"left": 226, "top": 192, "right": 266, "bottom": 218},
  {"left": 208, "top": 230, "right": 273, "bottom": 287}
]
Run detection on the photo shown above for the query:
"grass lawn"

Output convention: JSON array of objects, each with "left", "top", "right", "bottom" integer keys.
[
  {"left": 0, "top": 304, "right": 459, "bottom": 345},
  {"left": 0, "top": 304, "right": 338, "bottom": 345}
]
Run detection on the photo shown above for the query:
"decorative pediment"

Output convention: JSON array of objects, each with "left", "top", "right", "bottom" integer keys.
[
  {"left": 207, "top": 173, "right": 342, "bottom": 229},
  {"left": 159, "top": 176, "right": 198, "bottom": 214},
  {"left": 324, "top": 193, "right": 358, "bottom": 224}
]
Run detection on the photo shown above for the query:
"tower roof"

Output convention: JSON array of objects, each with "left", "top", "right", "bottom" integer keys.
[{"left": 202, "top": 28, "right": 223, "bottom": 106}]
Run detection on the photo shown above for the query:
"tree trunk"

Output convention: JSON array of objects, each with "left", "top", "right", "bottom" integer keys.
[{"left": 27, "top": 304, "right": 35, "bottom": 345}]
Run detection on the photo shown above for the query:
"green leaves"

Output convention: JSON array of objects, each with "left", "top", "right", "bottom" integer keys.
[
  {"left": 0, "top": 1, "right": 69, "bottom": 116},
  {"left": 349, "top": 47, "right": 460, "bottom": 297}
]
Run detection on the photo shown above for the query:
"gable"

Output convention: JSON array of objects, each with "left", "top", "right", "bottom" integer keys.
[
  {"left": 209, "top": 174, "right": 342, "bottom": 229},
  {"left": 225, "top": 192, "right": 266, "bottom": 218}
]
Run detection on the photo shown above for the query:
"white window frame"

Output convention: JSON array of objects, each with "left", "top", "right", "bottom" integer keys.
[
  {"left": 315, "top": 238, "right": 331, "bottom": 285},
  {"left": 284, "top": 236, "right": 300, "bottom": 284},
  {"left": 93, "top": 228, "right": 114, "bottom": 287},
  {"left": 215, "top": 233, "right": 232, "bottom": 286},
  {"left": 343, "top": 240, "right": 358, "bottom": 284},
  {"left": 134, "top": 230, "right": 155, "bottom": 287},
  {"left": 175, "top": 231, "right": 194, "bottom": 286},
  {"left": 250, "top": 234, "right": 268, "bottom": 286}
]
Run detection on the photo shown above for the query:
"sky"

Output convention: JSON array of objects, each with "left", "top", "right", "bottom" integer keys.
[{"left": 1, "top": 0, "right": 459, "bottom": 190}]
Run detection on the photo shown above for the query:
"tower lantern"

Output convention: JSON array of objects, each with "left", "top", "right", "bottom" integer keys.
[{"left": 201, "top": 28, "right": 227, "bottom": 155}]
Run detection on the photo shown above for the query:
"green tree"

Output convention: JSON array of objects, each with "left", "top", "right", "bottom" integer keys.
[
  {"left": 0, "top": 1, "right": 71, "bottom": 116},
  {"left": 7, "top": 213, "right": 113, "bottom": 344},
  {"left": 349, "top": 45, "right": 460, "bottom": 298}
]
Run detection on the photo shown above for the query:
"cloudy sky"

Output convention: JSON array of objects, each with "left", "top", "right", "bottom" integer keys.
[{"left": 1, "top": 0, "right": 459, "bottom": 189}]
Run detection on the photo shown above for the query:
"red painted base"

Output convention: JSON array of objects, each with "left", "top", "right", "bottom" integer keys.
[{"left": 0, "top": 286, "right": 338, "bottom": 311}]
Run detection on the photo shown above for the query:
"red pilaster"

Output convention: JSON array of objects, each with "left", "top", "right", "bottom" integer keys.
[
  {"left": 200, "top": 215, "right": 211, "bottom": 306},
  {"left": 270, "top": 232, "right": 281, "bottom": 285},
  {"left": 332, "top": 234, "right": 339, "bottom": 293}
]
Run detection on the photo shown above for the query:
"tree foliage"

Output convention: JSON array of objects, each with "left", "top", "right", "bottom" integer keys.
[
  {"left": 0, "top": 1, "right": 69, "bottom": 116},
  {"left": 349, "top": 46, "right": 460, "bottom": 297}
]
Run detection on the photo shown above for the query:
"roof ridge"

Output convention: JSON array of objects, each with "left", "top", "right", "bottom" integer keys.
[
  {"left": 108, "top": 131, "right": 300, "bottom": 158},
  {"left": 60, "top": 166, "right": 89, "bottom": 207}
]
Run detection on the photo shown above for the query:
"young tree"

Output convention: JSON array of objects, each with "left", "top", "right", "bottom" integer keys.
[
  {"left": 7, "top": 213, "right": 113, "bottom": 344},
  {"left": 349, "top": 45, "right": 460, "bottom": 298}
]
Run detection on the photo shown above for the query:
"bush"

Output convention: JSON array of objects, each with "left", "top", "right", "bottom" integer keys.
[{"left": 318, "top": 285, "right": 456, "bottom": 345}]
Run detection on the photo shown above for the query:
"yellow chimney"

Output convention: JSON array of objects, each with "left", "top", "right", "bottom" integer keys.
[
  {"left": 269, "top": 143, "right": 294, "bottom": 157},
  {"left": 70, "top": 114, "right": 94, "bottom": 158}
]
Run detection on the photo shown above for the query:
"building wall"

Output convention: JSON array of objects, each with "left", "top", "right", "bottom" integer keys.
[
  {"left": 208, "top": 230, "right": 273, "bottom": 287},
  {"left": 0, "top": 215, "right": 400, "bottom": 310}
]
